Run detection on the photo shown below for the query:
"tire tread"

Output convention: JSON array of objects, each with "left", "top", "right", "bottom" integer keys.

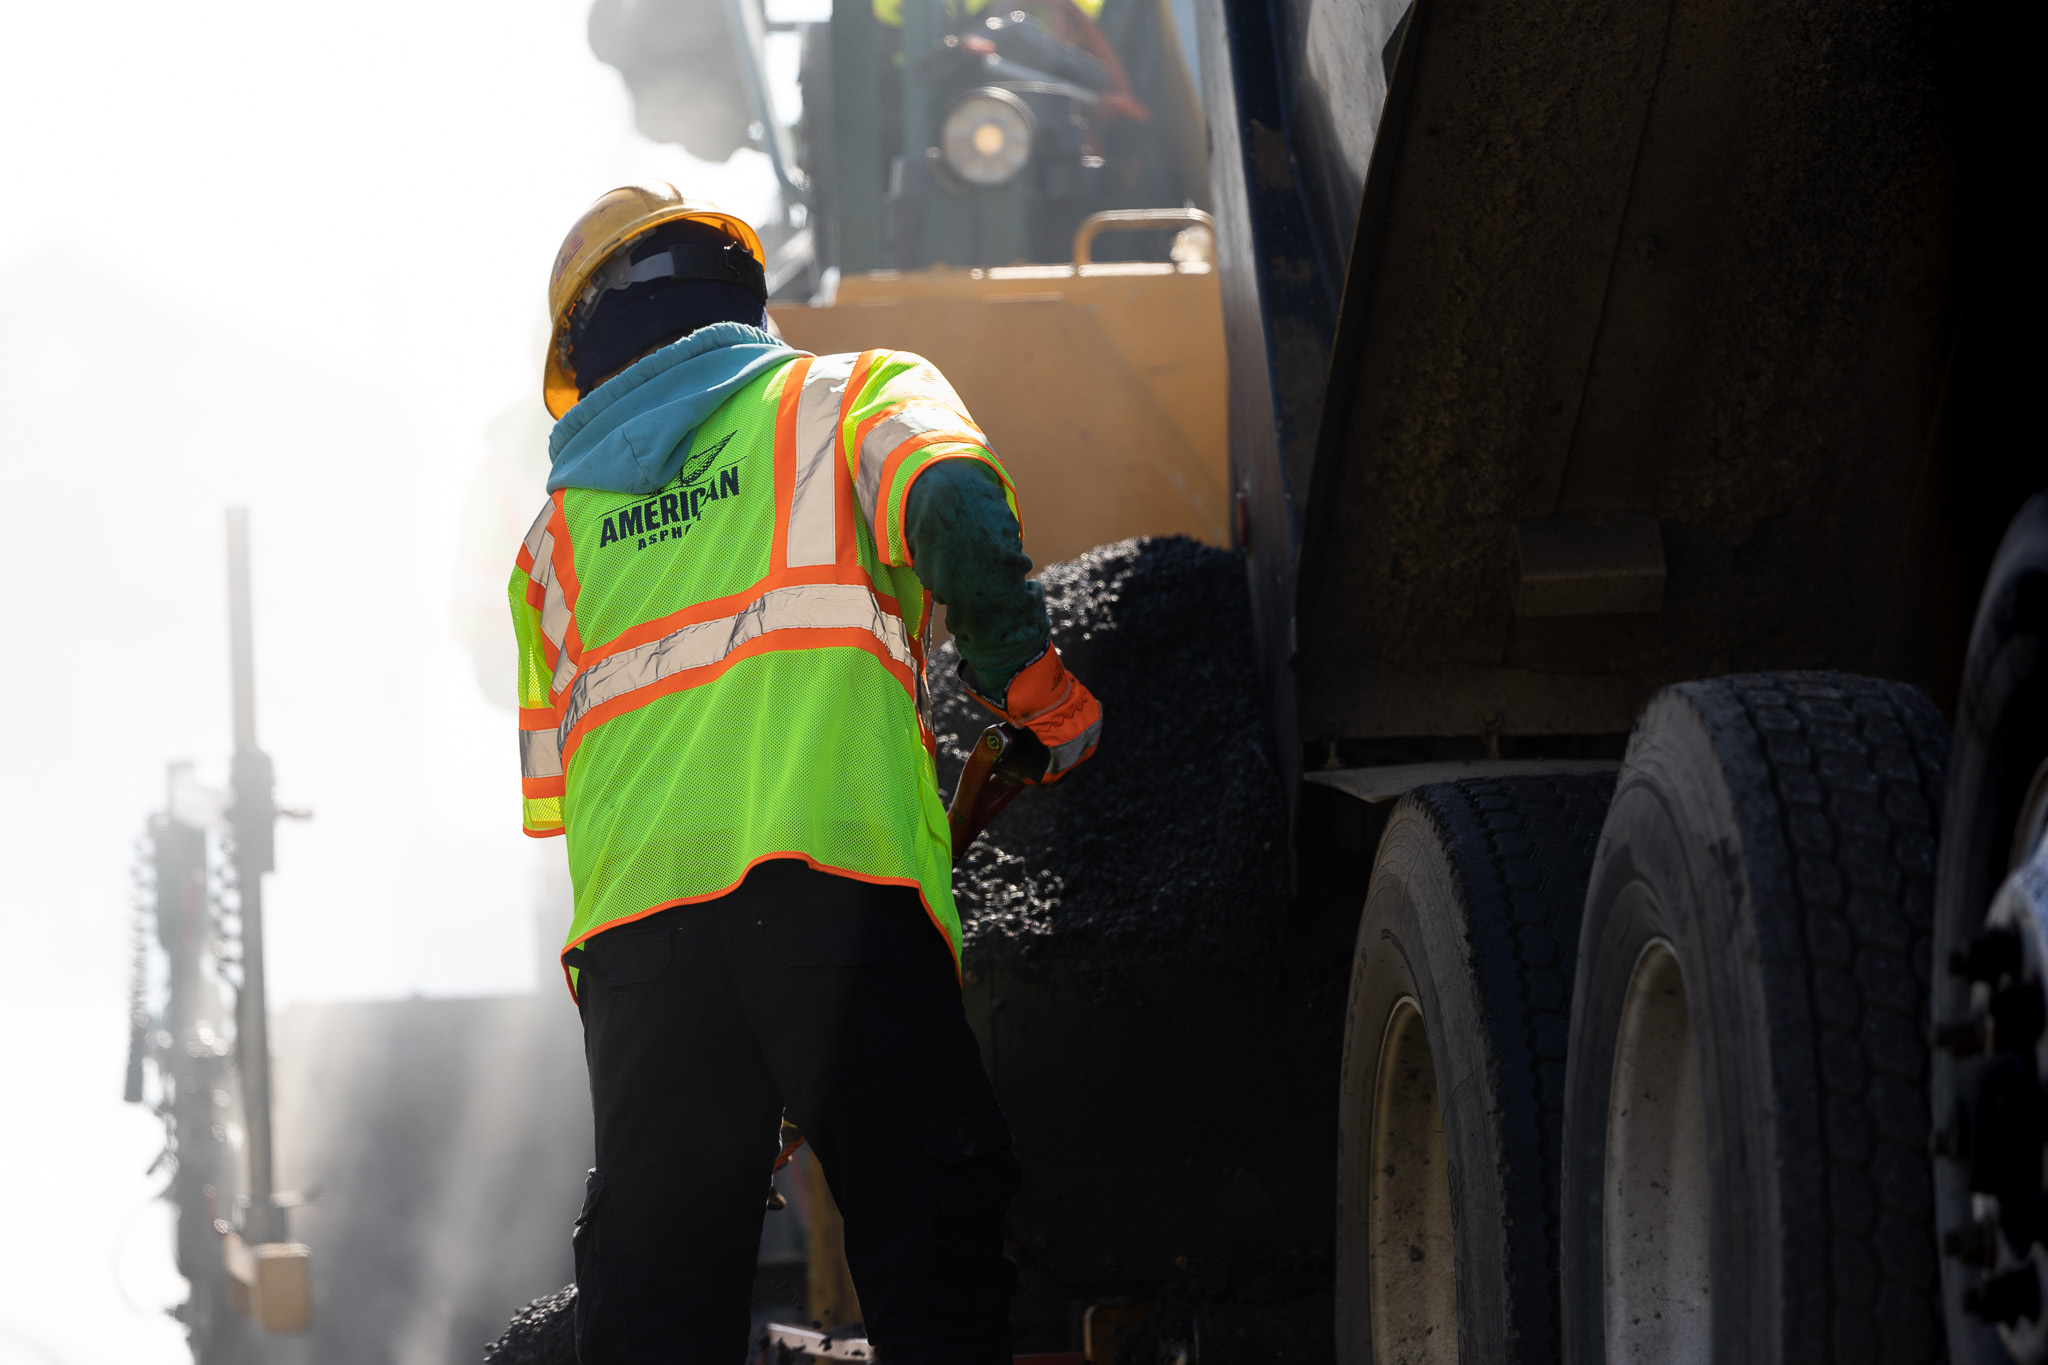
[
  {"left": 1717, "top": 672, "right": 1948, "bottom": 1364},
  {"left": 1407, "top": 772, "right": 1616, "bottom": 1361}
]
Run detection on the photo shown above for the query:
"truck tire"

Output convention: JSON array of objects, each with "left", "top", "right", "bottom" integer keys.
[
  {"left": 1931, "top": 492, "right": 2048, "bottom": 1364},
  {"left": 1560, "top": 673, "right": 1948, "bottom": 1365},
  {"left": 1336, "top": 774, "right": 1616, "bottom": 1364}
]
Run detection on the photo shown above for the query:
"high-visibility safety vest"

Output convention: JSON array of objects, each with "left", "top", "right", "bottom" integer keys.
[{"left": 510, "top": 350, "right": 1019, "bottom": 984}]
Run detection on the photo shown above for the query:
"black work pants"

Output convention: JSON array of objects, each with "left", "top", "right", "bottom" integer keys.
[{"left": 570, "top": 859, "right": 1020, "bottom": 1365}]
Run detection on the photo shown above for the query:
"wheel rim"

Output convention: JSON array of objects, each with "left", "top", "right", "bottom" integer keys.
[
  {"left": 1370, "top": 996, "right": 1458, "bottom": 1364},
  {"left": 1604, "top": 935, "right": 1712, "bottom": 1364},
  {"left": 1942, "top": 757, "right": 2048, "bottom": 1362},
  {"left": 2011, "top": 755, "right": 2048, "bottom": 869}
]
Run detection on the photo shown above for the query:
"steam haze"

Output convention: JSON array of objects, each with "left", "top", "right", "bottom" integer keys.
[{"left": 0, "top": 1, "right": 786, "bottom": 1360}]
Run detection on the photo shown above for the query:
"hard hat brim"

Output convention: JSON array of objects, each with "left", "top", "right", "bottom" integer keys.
[{"left": 545, "top": 190, "right": 768, "bottom": 419}]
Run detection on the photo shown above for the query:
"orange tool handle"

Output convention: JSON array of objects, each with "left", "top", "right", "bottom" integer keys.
[{"left": 946, "top": 724, "right": 1050, "bottom": 865}]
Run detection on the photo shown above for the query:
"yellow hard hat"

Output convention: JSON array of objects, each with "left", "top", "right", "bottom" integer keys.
[{"left": 544, "top": 182, "right": 768, "bottom": 418}]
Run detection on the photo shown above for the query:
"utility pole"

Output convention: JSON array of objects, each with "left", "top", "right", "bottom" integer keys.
[{"left": 226, "top": 507, "right": 283, "bottom": 1246}]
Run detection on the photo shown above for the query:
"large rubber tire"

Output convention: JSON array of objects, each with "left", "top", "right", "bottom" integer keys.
[
  {"left": 1561, "top": 672, "right": 1949, "bottom": 1365},
  {"left": 1336, "top": 774, "right": 1616, "bottom": 1364},
  {"left": 1932, "top": 491, "right": 2048, "bottom": 1362}
]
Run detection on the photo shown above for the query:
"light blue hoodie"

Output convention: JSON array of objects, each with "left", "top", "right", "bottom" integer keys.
[{"left": 546, "top": 322, "right": 798, "bottom": 494}]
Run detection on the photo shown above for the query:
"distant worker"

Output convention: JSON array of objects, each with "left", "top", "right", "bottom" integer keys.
[{"left": 510, "top": 183, "right": 1101, "bottom": 1363}]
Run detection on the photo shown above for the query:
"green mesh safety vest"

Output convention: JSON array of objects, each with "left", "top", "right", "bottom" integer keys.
[{"left": 510, "top": 350, "right": 1019, "bottom": 990}]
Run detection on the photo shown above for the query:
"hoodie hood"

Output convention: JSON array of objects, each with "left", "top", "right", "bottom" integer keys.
[{"left": 546, "top": 322, "right": 800, "bottom": 494}]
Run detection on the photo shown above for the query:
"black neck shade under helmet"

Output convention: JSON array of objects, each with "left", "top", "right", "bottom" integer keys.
[{"left": 568, "top": 219, "right": 770, "bottom": 397}]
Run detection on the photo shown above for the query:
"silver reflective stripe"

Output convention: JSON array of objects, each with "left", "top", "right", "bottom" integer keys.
[
  {"left": 855, "top": 404, "right": 982, "bottom": 531},
  {"left": 520, "top": 727, "right": 563, "bottom": 780},
  {"left": 526, "top": 522, "right": 568, "bottom": 648},
  {"left": 521, "top": 499, "right": 553, "bottom": 561},
  {"left": 540, "top": 567, "right": 573, "bottom": 652},
  {"left": 524, "top": 520, "right": 577, "bottom": 691},
  {"left": 789, "top": 354, "right": 859, "bottom": 567},
  {"left": 534, "top": 527, "right": 577, "bottom": 693},
  {"left": 1047, "top": 715, "right": 1103, "bottom": 775},
  {"left": 527, "top": 524, "right": 579, "bottom": 694},
  {"left": 551, "top": 642, "right": 580, "bottom": 697},
  {"left": 561, "top": 582, "right": 912, "bottom": 740}
]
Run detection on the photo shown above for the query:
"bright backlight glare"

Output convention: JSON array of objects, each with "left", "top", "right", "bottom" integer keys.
[{"left": 0, "top": 1, "right": 785, "bottom": 1360}]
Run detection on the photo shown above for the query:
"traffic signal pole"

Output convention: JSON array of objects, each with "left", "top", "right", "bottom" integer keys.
[{"left": 226, "top": 507, "right": 283, "bottom": 1245}]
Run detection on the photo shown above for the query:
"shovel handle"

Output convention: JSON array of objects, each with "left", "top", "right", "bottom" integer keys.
[{"left": 946, "top": 724, "right": 1049, "bottom": 865}]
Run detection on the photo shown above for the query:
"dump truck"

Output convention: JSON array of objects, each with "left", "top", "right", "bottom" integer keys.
[
  {"left": 1204, "top": 0, "right": 2036, "bottom": 1356},
  {"left": 567, "top": 0, "right": 2040, "bottom": 1357}
]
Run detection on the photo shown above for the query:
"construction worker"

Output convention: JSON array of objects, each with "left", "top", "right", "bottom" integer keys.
[{"left": 510, "top": 184, "right": 1101, "bottom": 1364}]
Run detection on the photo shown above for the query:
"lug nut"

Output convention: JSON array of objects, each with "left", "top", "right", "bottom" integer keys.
[
  {"left": 1952, "top": 927, "right": 2024, "bottom": 984},
  {"left": 1944, "top": 1221, "right": 1999, "bottom": 1268},
  {"left": 1992, "top": 980, "right": 2048, "bottom": 1051},
  {"left": 1934, "top": 1104, "right": 1971, "bottom": 1158},
  {"left": 1936, "top": 1017, "right": 1990, "bottom": 1057},
  {"left": 1965, "top": 1264, "right": 2042, "bottom": 1325}
]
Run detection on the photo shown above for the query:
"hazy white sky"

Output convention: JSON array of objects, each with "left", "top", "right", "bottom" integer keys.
[{"left": 0, "top": 1, "right": 791, "bottom": 1358}]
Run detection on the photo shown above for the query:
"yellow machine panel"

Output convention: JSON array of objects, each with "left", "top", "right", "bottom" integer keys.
[{"left": 771, "top": 254, "right": 1229, "bottom": 571}]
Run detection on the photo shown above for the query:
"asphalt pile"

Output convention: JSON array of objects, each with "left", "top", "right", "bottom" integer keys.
[
  {"left": 482, "top": 1285, "right": 575, "bottom": 1364},
  {"left": 939, "top": 535, "right": 1291, "bottom": 966}
]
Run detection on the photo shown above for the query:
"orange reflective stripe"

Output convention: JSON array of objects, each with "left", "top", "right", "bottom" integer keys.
[
  {"left": 853, "top": 396, "right": 984, "bottom": 445},
  {"left": 770, "top": 356, "right": 815, "bottom": 571},
  {"left": 547, "top": 490, "right": 578, "bottom": 601},
  {"left": 852, "top": 400, "right": 985, "bottom": 521},
  {"left": 522, "top": 513, "right": 565, "bottom": 669},
  {"left": 540, "top": 493, "right": 591, "bottom": 701},
  {"left": 880, "top": 442, "right": 1004, "bottom": 561},
  {"left": 522, "top": 774, "right": 565, "bottom": 798},
  {"left": 838, "top": 350, "right": 884, "bottom": 561},
  {"left": 845, "top": 350, "right": 883, "bottom": 413},
  {"left": 548, "top": 492, "right": 586, "bottom": 648},
  {"left": 517, "top": 499, "right": 551, "bottom": 575}
]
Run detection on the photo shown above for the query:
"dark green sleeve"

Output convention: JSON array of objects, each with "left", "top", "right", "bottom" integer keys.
[{"left": 901, "top": 458, "right": 1049, "bottom": 706}]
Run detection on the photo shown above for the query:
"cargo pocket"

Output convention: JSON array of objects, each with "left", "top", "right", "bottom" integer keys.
[
  {"left": 572, "top": 1168, "right": 604, "bottom": 1358},
  {"left": 919, "top": 1114, "right": 1022, "bottom": 1260},
  {"left": 578, "top": 921, "right": 674, "bottom": 992}
]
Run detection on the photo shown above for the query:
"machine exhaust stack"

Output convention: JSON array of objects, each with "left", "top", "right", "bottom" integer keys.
[
  {"left": 222, "top": 507, "right": 313, "bottom": 1334},
  {"left": 225, "top": 506, "right": 282, "bottom": 1246}
]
